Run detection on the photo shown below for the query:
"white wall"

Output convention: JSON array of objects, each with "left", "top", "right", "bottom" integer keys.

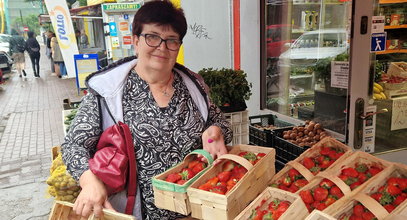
[
  {"left": 240, "top": 0, "right": 263, "bottom": 116},
  {"left": 182, "top": 0, "right": 233, "bottom": 72}
]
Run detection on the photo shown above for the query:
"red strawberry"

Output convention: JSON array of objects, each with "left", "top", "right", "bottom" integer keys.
[
  {"left": 353, "top": 204, "right": 365, "bottom": 217},
  {"left": 320, "top": 146, "right": 330, "bottom": 156},
  {"left": 303, "top": 157, "right": 315, "bottom": 169},
  {"left": 192, "top": 162, "right": 207, "bottom": 174},
  {"left": 238, "top": 151, "right": 248, "bottom": 157},
  {"left": 342, "top": 167, "right": 359, "bottom": 178},
  {"left": 210, "top": 185, "right": 227, "bottom": 195},
  {"left": 387, "top": 185, "right": 402, "bottom": 196},
  {"left": 371, "top": 192, "right": 382, "bottom": 202},
  {"left": 350, "top": 215, "right": 364, "bottom": 220},
  {"left": 181, "top": 168, "right": 195, "bottom": 180},
  {"left": 165, "top": 173, "right": 182, "bottom": 183},
  {"left": 358, "top": 173, "right": 369, "bottom": 183},
  {"left": 320, "top": 159, "right": 333, "bottom": 169},
  {"left": 394, "top": 195, "right": 407, "bottom": 206},
  {"left": 217, "top": 171, "right": 232, "bottom": 182},
  {"left": 288, "top": 184, "right": 299, "bottom": 193},
  {"left": 299, "top": 190, "right": 314, "bottom": 204},
  {"left": 398, "top": 178, "right": 407, "bottom": 190},
  {"left": 362, "top": 211, "right": 376, "bottom": 220},
  {"left": 188, "top": 160, "right": 200, "bottom": 169},
  {"left": 324, "top": 196, "right": 337, "bottom": 206},
  {"left": 320, "top": 178, "right": 334, "bottom": 189},
  {"left": 350, "top": 181, "right": 363, "bottom": 190},
  {"left": 294, "top": 179, "right": 309, "bottom": 188},
  {"left": 328, "top": 150, "right": 340, "bottom": 160},
  {"left": 176, "top": 179, "right": 187, "bottom": 185},
  {"left": 315, "top": 202, "right": 327, "bottom": 211},
  {"left": 384, "top": 204, "right": 396, "bottom": 213},
  {"left": 313, "top": 187, "right": 329, "bottom": 201},
  {"left": 282, "top": 176, "right": 292, "bottom": 187},
  {"left": 367, "top": 167, "right": 382, "bottom": 176},
  {"left": 387, "top": 177, "right": 399, "bottom": 187},
  {"left": 288, "top": 168, "right": 300, "bottom": 180},
  {"left": 330, "top": 186, "right": 344, "bottom": 199},
  {"left": 256, "top": 152, "right": 266, "bottom": 160}
]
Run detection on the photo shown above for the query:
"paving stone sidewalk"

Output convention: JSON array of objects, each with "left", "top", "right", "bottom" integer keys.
[{"left": 0, "top": 47, "right": 81, "bottom": 220}]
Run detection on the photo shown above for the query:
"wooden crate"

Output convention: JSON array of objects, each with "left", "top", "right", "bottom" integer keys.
[
  {"left": 325, "top": 163, "right": 407, "bottom": 220},
  {"left": 290, "top": 137, "right": 353, "bottom": 179},
  {"left": 187, "top": 145, "right": 275, "bottom": 220},
  {"left": 152, "top": 149, "right": 213, "bottom": 215},
  {"left": 234, "top": 187, "right": 308, "bottom": 220},
  {"left": 304, "top": 210, "right": 336, "bottom": 220},
  {"left": 317, "top": 151, "right": 393, "bottom": 193},
  {"left": 51, "top": 146, "right": 61, "bottom": 161},
  {"left": 48, "top": 200, "right": 135, "bottom": 220}
]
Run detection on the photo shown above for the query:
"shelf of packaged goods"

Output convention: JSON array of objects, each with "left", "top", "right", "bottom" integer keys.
[
  {"left": 379, "top": 0, "right": 407, "bottom": 4},
  {"left": 376, "top": 49, "right": 407, "bottom": 54},
  {"left": 385, "top": 24, "right": 407, "bottom": 29}
]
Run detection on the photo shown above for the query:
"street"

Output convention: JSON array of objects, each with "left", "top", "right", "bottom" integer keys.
[{"left": 0, "top": 45, "right": 81, "bottom": 220}]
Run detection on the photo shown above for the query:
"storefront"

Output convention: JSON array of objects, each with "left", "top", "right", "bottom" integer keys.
[{"left": 179, "top": 0, "right": 407, "bottom": 164}]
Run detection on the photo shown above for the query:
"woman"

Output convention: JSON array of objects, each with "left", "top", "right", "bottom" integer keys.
[
  {"left": 50, "top": 36, "right": 67, "bottom": 78},
  {"left": 25, "top": 31, "right": 41, "bottom": 77},
  {"left": 61, "top": 1, "right": 232, "bottom": 219}
]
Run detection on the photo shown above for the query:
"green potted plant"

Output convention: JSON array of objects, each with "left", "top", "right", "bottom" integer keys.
[{"left": 198, "top": 67, "right": 252, "bottom": 113}]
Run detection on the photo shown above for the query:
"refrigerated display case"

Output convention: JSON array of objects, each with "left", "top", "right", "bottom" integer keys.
[{"left": 264, "top": 0, "right": 352, "bottom": 135}]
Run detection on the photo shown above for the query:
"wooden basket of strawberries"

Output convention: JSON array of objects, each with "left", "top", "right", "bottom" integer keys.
[
  {"left": 152, "top": 149, "right": 213, "bottom": 215},
  {"left": 268, "top": 137, "right": 352, "bottom": 195},
  {"left": 187, "top": 145, "right": 275, "bottom": 220},
  {"left": 234, "top": 187, "right": 309, "bottom": 220},
  {"left": 318, "top": 151, "right": 392, "bottom": 195},
  {"left": 324, "top": 163, "right": 407, "bottom": 220}
]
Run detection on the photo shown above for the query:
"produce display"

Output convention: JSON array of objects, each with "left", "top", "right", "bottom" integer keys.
[
  {"left": 64, "top": 109, "right": 78, "bottom": 133},
  {"left": 338, "top": 202, "right": 378, "bottom": 220},
  {"left": 299, "top": 178, "right": 345, "bottom": 212},
  {"left": 47, "top": 153, "right": 80, "bottom": 203},
  {"left": 197, "top": 151, "right": 266, "bottom": 195},
  {"left": 301, "top": 145, "right": 345, "bottom": 175},
  {"left": 248, "top": 199, "right": 291, "bottom": 220},
  {"left": 165, "top": 157, "right": 208, "bottom": 185},
  {"left": 369, "top": 177, "right": 407, "bottom": 213},
  {"left": 281, "top": 120, "right": 329, "bottom": 147},
  {"left": 270, "top": 168, "right": 309, "bottom": 193},
  {"left": 252, "top": 124, "right": 277, "bottom": 131},
  {"left": 373, "top": 82, "right": 386, "bottom": 100},
  {"left": 338, "top": 163, "right": 383, "bottom": 190}
]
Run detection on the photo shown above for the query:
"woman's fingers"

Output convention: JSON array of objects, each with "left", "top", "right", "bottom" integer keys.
[{"left": 104, "top": 200, "right": 116, "bottom": 211}]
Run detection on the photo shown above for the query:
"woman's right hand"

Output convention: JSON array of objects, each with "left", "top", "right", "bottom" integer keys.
[{"left": 73, "top": 170, "right": 115, "bottom": 218}]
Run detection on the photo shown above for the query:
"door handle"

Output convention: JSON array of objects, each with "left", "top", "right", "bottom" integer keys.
[
  {"left": 354, "top": 98, "right": 364, "bottom": 149},
  {"left": 360, "top": 108, "right": 388, "bottom": 120}
]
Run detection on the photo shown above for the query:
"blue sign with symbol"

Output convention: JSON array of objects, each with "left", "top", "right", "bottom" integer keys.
[
  {"left": 371, "top": 33, "right": 386, "bottom": 52},
  {"left": 109, "top": 22, "right": 117, "bottom": 37},
  {"left": 124, "top": 14, "right": 129, "bottom": 20}
]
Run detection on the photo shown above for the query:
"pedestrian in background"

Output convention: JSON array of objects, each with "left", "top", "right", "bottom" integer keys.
[
  {"left": 51, "top": 36, "right": 67, "bottom": 78},
  {"left": 9, "top": 30, "right": 27, "bottom": 77},
  {"left": 80, "top": 29, "right": 89, "bottom": 49},
  {"left": 25, "top": 31, "right": 41, "bottom": 78},
  {"left": 46, "top": 31, "right": 55, "bottom": 73}
]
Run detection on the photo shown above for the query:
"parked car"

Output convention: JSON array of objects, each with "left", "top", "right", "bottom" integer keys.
[
  {"left": 279, "top": 28, "right": 349, "bottom": 66},
  {"left": 266, "top": 24, "right": 296, "bottom": 58},
  {"left": 0, "top": 51, "right": 13, "bottom": 73},
  {"left": 0, "top": 34, "right": 12, "bottom": 54}
]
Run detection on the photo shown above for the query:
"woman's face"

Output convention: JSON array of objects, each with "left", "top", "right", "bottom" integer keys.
[{"left": 134, "top": 23, "right": 180, "bottom": 73}]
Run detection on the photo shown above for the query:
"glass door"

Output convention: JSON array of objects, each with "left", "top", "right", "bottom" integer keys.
[
  {"left": 370, "top": 0, "right": 407, "bottom": 160},
  {"left": 264, "top": 0, "right": 352, "bottom": 138}
]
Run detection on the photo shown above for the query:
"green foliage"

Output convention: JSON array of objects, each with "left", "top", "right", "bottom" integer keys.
[
  {"left": 198, "top": 68, "right": 252, "bottom": 107},
  {"left": 313, "top": 52, "right": 349, "bottom": 81},
  {"left": 12, "top": 14, "right": 41, "bottom": 36},
  {"left": 374, "top": 61, "right": 385, "bottom": 82}
]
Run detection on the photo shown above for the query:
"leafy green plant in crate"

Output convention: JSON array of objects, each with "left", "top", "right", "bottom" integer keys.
[{"left": 198, "top": 68, "right": 252, "bottom": 113}]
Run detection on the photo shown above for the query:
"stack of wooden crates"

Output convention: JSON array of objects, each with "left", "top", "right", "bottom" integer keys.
[{"left": 224, "top": 110, "right": 249, "bottom": 145}]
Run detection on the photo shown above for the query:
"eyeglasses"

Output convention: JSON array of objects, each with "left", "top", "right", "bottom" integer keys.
[{"left": 139, "top": 33, "right": 182, "bottom": 51}]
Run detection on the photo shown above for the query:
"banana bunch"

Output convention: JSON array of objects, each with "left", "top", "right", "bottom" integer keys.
[
  {"left": 46, "top": 153, "right": 81, "bottom": 203},
  {"left": 373, "top": 82, "right": 386, "bottom": 100}
]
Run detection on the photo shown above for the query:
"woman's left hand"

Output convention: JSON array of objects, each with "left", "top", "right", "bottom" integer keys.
[{"left": 202, "top": 125, "right": 228, "bottom": 160}]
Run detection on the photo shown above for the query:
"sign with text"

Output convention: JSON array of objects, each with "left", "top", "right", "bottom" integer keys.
[
  {"left": 391, "top": 96, "right": 407, "bottom": 131},
  {"left": 74, "top": 54, "right": 99, "bottom": 90},
  {"left": 44, "top": 0, "right": 79, "bottom": 78},
  {"left": 331, "top": 61, "right": 349, "bottom": 89},
  {"left": 372, "top": 16, "right": 385, "bottom": 34}
]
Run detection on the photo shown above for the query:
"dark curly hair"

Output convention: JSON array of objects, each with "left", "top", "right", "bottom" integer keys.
[{"left": 132, "top": 0, "right": 187, "bottom": 41}]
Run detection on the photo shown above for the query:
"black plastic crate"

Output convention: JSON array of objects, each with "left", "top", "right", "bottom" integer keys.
[
  {"left": 272, "top": 127, "right": 310, "bottom": 163},
  {"left": 275, "top": 158, "right": 286, "bottom": 173},
  {"left": 249, "top": 114, "right": 277, "bottom": 147}
]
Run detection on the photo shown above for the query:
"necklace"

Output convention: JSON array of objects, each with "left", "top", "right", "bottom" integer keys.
[{"left": 162, "top": 73, "right": 173, "bottom": 97}]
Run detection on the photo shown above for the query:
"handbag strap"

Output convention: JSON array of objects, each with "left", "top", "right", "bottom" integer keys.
[{"left": 120, "top": 122, "right": 137, "bottom": 215}]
